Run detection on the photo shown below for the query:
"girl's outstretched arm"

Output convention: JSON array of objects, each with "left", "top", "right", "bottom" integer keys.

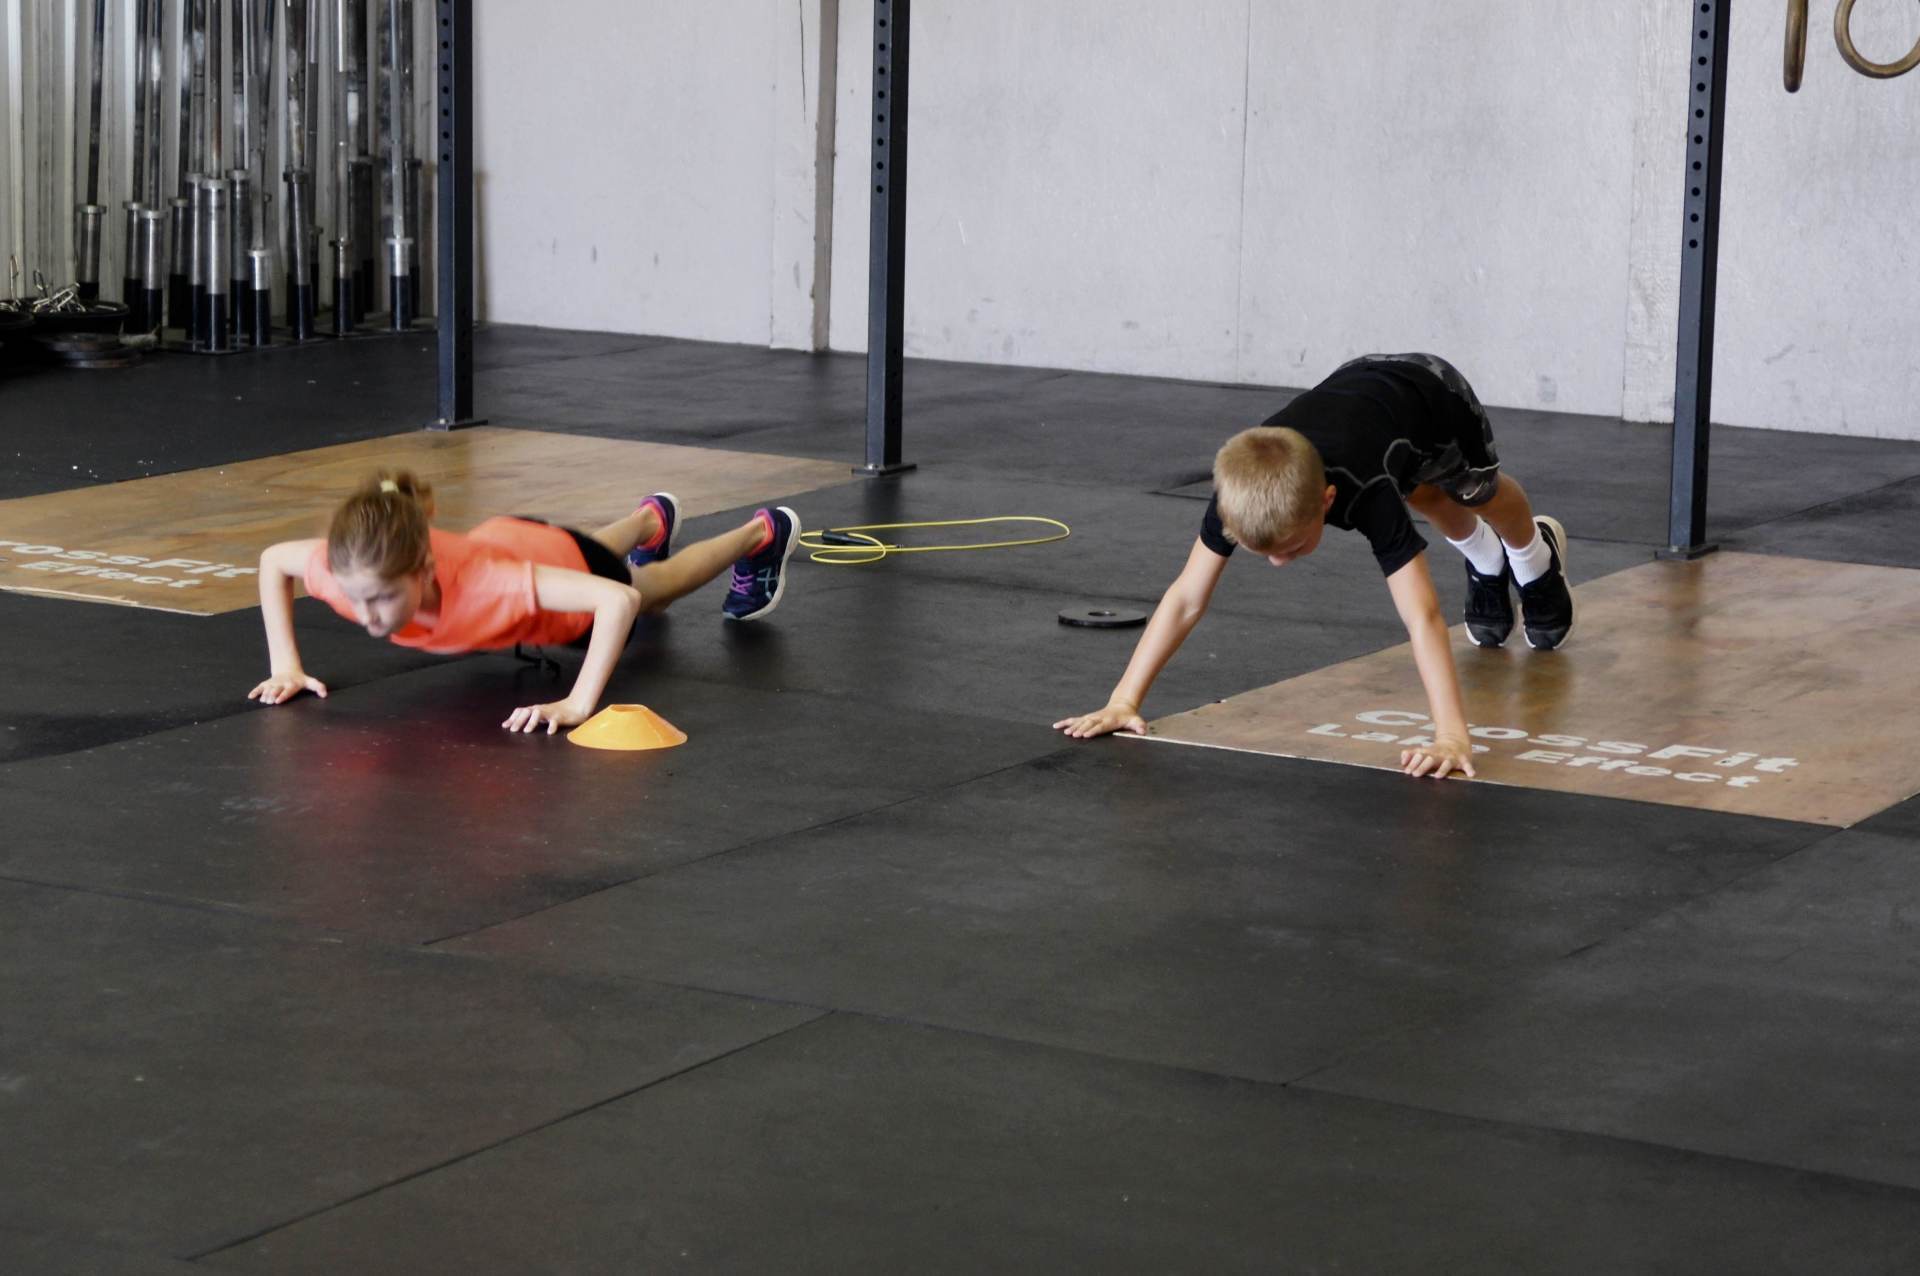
[
  {"left": 502, "top": 566, "right": 642, "bottom": 733},
  {"left": 250, "top": 539, "right": 331, "bottom": 705}
]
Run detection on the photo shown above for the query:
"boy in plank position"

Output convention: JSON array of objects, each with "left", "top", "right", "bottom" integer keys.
[{"left": 1054, "top": 352, "right": 1573, "bottom": 780}]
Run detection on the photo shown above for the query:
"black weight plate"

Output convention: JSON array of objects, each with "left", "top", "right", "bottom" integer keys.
[{"left": 1058, "top": 607, "right": 1148, "bottom": 629}]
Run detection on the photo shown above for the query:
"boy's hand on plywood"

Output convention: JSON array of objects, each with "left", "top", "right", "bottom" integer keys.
[
  {"left": 1053, "top": 702, "right": 1147, "bottom": 740},
  {"left": 1401, "top": 735, "right": 1475, "bottom": 780}
]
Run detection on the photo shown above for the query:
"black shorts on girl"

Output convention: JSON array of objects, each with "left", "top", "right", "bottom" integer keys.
[
  {"left": 501, "top": 517, "right": 638, "bottom": 652},
  {"left": 507, "top": 515, "right": 633, "bottom": 585}
]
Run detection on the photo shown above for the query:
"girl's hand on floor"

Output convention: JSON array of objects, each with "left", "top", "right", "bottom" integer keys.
[
  {"left": 249, "top": 671, "right": 329, "bottom": 705},
  {"left": 502, "top": 698, "right": 590, "bottom": 735}
]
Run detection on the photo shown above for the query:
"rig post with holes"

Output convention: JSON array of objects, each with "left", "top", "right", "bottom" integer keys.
[
  {"left": 1664, "top": 0, "right": 1730, "bottom": 559},
  {"left": 433, "top": 0, "right": 482, "bottom": 429},
  {"left": 860, "top": 0, "right": 916, "bottom": 476}
]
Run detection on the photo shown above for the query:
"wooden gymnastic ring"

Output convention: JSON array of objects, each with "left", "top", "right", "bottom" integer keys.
[
  {"left": 1785, "top": 0, "right": 1808, "bottom": 91},
  {"left": 1834, "top": 0, "right": 1920, "bottom": 79}
]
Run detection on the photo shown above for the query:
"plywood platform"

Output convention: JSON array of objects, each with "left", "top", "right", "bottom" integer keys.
[
  {"left": 0, "top": 429, "right": 850, "bottom": 616},
  {"left": 1139, "top": 553, "right": 1920, "bottom": 827}
]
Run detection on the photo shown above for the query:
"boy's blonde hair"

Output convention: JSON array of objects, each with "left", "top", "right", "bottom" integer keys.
[
  {"left": 327, "top": 470, "right": 436, "bottom": 580},
  {"left": 1212, "top": 427, "right": 1328, "bottom": 552}
]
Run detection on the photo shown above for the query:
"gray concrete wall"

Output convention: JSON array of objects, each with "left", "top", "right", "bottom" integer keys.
[
  {"left": 827, "top": 0, "right": 1253, "bottom": 382},
  {"left": 826, "top": 1, "right": 1646, "bottom": 419},
  {"left": 476, "top": 0, "right": 818, "bottom": 344},
  {"left": 474, "top": 1, "right": 1920, "bottom": 439},
  {"left": 1233, "top": 3, "right": 1640, "bottom": 419},
  {"left": 1625, "top": 0, "right": 1920, "bottom": 437}
]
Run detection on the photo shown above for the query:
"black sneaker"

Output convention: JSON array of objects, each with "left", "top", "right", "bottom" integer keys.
[
  {"left": 1464, "top": 559, "right": 1515, "bottom": 648},
  {"left": 625, "top": 492, "right": 680, "bottom": 568},
  {"left": 1518, "top": 516, "right": 1574, "bottom": 650},
  {"left": 722, "top": 507, "right": 800, "bottom": 622}
]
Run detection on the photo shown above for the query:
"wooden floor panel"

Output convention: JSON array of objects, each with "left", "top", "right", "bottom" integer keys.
[
  {"left": 0, "top": 429, "right": 849, "bottom": 616},
  {"left": 1140, "top": 553, "right": 1920, "bottom": 827}
]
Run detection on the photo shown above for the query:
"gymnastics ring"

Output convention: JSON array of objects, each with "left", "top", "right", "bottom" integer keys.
[
  {"left": 1834, "top": 0, "right": 1920, "bottom": 80},
  {"left": 796, "top": 516, "right": 1071, "bottom": 565},
  {"left": 1786, "top": 0, "right": 1809, "bottom": 90}
]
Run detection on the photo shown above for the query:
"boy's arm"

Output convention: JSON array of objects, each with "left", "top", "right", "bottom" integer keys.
[
  {"left": 502, "top": 565, "right": 643, "bottom": 734},
  {"left": 1055, "top": 538, "right": 1228, "bottom": 738},
  {"left": 1383, "top": 552, "right": 1476, "bottom": 779},
  {"left": 249, "top": 539, "right": 330, "bottom": 705}
]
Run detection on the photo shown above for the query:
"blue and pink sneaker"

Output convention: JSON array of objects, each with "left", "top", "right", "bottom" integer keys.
[
  {"left": 722, "top": 507, "right": 800, "bottom": 622},
  {"left": 625, "top": 492, "right": 680, "bottom": 568}
]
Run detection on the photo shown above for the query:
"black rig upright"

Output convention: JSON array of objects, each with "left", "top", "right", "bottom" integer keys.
[
  {"left": 860, "top": 0, "right": 915, "bottom": 476},
  {"left": 433, "top": 0, "right": 478, "bottom": 428},
  {"left": 1664, "top": 0, "right": 1731, "bottom": 559}
]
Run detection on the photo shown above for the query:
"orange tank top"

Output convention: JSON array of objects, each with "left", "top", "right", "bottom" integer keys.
[{"left": 305, "top": 517, "right": 595, "bottom": 653}]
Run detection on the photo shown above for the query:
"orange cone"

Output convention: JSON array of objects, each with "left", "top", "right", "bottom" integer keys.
[{"left": 567, "top": 704, "right": 688, "bottom": 751}]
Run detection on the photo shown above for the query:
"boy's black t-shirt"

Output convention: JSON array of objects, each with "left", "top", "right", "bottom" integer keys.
[{"left": 1199, "top": 359, "right": 1479, "bottom": 576}]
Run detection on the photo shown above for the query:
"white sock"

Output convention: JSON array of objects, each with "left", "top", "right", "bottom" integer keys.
[
  {"left": 1446, "top": 519, "right": 1508, "bottom": 578},
  {"left": 1505, "top": 526, "right": 1554, "bottom": 586}
]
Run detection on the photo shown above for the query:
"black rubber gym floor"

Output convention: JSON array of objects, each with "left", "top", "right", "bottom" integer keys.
[{"left": 7, "top": 328, "right": 1920, "bottom": 1272}]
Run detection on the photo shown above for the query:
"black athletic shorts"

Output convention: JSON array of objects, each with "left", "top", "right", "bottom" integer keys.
[
  {"left": 508, "top": 515, "right": 631, "bottom": 584},
  {"left": 506, "top": 517, "right": 634, "bottom": 652},
  {"left": 1332, "top": 352, "right": 1502, "bottom": 507}
]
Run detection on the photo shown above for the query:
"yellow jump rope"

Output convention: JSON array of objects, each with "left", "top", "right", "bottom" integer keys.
[{"left": 797, "top": 515, "right": 1071, "bottom": 565}]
